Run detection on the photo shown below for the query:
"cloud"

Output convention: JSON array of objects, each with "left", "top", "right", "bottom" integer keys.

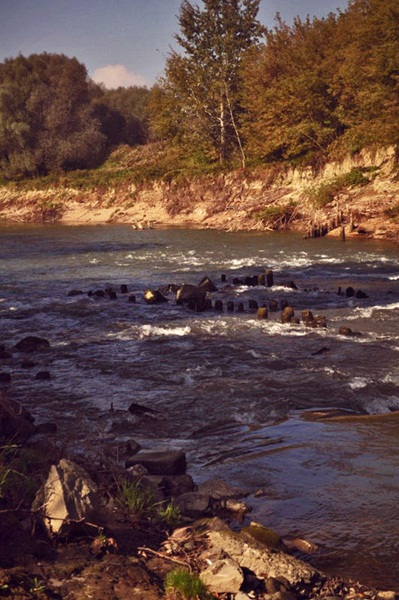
[{"left": 92, "top": 64, "right": 148, "bottom": 89}]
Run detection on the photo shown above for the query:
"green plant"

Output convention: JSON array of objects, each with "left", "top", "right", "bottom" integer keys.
[
  {"left": 164, "top": 569, "right": 214, "bottom": 600},
  {"left": 117, "top": 479, "right": 158, "bottom": 520},
  {"left": 158, "top": 500, "right": 181, "bottom": 530},
  {"left": 29, "top": 577, "right": 46, "bottom": 595},
  {"left": 307, "top": 167, "right": 372, "bottom": 208}
]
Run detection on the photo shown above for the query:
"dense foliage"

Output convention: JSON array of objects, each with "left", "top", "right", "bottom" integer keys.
[
  {"left": 149, "top": 0, "right": 264, "bottom": 167},
  {"left": 93, "top": 85, "right": 150, "bottom": 146},
  {"left": 242, "top": 0, "right": 399, "bottom": 163},
  {"left": 0, "top": 53, "right": 108, "bottom": 178},
  {"left": 1, "top": 0, "right": 399, "bottom": 180}
]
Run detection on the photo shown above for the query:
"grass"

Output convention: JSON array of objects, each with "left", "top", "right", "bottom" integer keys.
[
  {"left": 117, "top": 478, "right": 181, "bottom": 529},
  {"left": 164, "top": 569, "right": 214, "bottom": 600},
  {"left": 307, "top": 167, "right": 375, "bottom": 208}
]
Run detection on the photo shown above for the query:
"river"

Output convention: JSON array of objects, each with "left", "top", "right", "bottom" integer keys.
[{"left": 0, "top": 224, "right": 398, "bottom": 588}]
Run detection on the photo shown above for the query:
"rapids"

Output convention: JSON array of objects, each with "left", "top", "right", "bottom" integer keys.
[{"left": 0, "top": 224, "right": 398, "bottom": 588}]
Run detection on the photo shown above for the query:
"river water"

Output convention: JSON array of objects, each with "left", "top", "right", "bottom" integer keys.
[{"left": 0, "top": 224, "right": 398, "bottom": 588}]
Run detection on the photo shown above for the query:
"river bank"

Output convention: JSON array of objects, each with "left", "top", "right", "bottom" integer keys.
[
  {"left": 0, "top": 146, "right": 398, "bottom": 241},
  {"left": 1, "top": 394, "right": 398, "bottom": 600}
]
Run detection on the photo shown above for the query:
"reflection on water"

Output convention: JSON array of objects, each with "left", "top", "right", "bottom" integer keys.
[{"left": 0, "top": 224, "right": 398, "bottom": 588}]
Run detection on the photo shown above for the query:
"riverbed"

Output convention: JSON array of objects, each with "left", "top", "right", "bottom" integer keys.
[{"left": 0, "top": 224, "right": 398, "bottom": 588}]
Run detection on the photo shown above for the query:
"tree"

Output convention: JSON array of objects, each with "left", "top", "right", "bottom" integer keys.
[
  {"left": 150, "top": 0, "right": 264, "bottom": 166},
  {"left": 93, "top": 85, "right": 150, "bottom": 147},
  {"left": 241, "top": 13, "right": 344, "bottom": 163},
  {"left": 0, "top": 53, "right": 107, "bottom": 178}
]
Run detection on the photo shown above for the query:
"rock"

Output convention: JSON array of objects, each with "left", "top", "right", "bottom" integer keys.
[
  {"left": 214, "top": 300, "right": 223, "bottom": 312},
  {"left": 266, "top": 269, "right": 274, "bottom": 287},
  {"left": 120, "top": 284, "right": 128, "bottom": 294},
  {"left": 258, "top": 274, "right": 266, "bottom": 286},
  {"left": 128, "top": 401, "right": 158, "bottom": 416},
  {"left": 200, "top": 558, "right": 244, "bottom": 594},
  {"left": 281, "top": 306, "right": 295, "bottom": 323},
  {"left": 0, "top": 373, "right": 11, "bottom": 383},
  {"left": 175, "top": 492, "right": 210, "bottom": 518},
  {"left": 198, "top": 276, "right": 218, "bottom": 292},
  {"left": 128, "top": 294, "right": 136, "bottom": 303},
  {"left": 338, "top": 326, "right": 353, "bottom": 336},
  {"left": 203, "top": 519, "right": 320, "bottom": 589},
  {"left": 14, "top": 336, "right": 50, "bottom": 353},
  {"left": 67, "top": 289, "right": 84, "bottom": 297},
  {"left": 345, "top": 286, "right": 355, "bottom": 298},
  {"left": 143, "top": 289, "right": 168, "bottom": 304},
  {"left": 249, "top": 299, "right": 259, "bottom": 310},
  {"left": 315, "top": 315, "right": 327, "bottom": 328},
  {"left": 32, "top": 459, "right": 101, "bottom": 537},
  {"left": 355, "top": 289, "right": 369, "bottom": 299},
  {"left": 237, "top": 302, "right": 244, "bottom": 313},
  {"left": 269, "top": 299, "right": 279, "bottom": 312},
  {"left": 176, "top": 284, "right": 206, "bottom": 305},
  {"left": 227, "top": 301, "right": 235, "bottom": 311},
  {"left": 241, "top": 522, "right": 286, "bottom": 551},
  {"left": 35, "top": 371, "right": 51, "bottom": 380},
  {"left": 125, "top": 450, "right": 187, "bottom": 476},
  {"left": 0, "top": 396, "right": 35, "bottom": 442},
  {"left": 302, "top": 309, "right": 314, "bottom": 322},
  {"left": 223, "top": 499, "right": 252, "bottom": 514},
  {"left": 197, "top": 479, "right": 247, "bottom": 501},
  {"left": 160, "top": 474, "right": 196, "bottom": 497}
]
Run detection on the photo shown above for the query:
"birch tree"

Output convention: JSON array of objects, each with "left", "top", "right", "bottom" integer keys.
[{"left": 151, "top": 0, "right": 264, "bottom": 166}]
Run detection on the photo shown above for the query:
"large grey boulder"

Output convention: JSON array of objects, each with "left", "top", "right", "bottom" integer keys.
[
  {"left": 200, "top": 558, "right": 243, "bottom": 594},
  {"left": 33, "top": 459, "right": 101, "bottom": 537},
  {"left": 203, "top": 519, "right": 320, "bottom": 589}
]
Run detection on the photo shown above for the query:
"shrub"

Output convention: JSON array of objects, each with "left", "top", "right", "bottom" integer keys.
[{"left": 253, "top": 201, "right": 298, "bottom": 229}]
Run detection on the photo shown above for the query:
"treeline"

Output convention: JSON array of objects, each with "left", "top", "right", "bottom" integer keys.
[{"left": 1, "top": 0, "right": 399, "bottom": 180}]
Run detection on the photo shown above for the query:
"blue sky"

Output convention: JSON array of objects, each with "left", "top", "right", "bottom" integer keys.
[{"left": 0, "top": 0, "right": 348, "bottom": 88}]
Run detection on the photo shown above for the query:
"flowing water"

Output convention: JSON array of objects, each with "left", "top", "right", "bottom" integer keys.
[{"left": 0, "top": 223, "right": 398, "bottom": 588}]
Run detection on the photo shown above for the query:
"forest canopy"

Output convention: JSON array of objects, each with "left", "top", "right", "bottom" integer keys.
[{"left": 1, "top": 0, "right": 399, "bottom": 180}]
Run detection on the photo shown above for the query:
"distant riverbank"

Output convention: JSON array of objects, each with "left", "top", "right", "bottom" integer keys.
[{"left": 0, "top": 145, "right": 398, "bottom": 241}]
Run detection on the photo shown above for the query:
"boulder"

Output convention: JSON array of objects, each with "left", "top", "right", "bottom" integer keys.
[
  {"left": 176, "top": 284, "right": 206, "bottom": 306},
  {"left": 198, "top": 276, "right": 218, "bottom": 292},
  {"left": 0, "top": 373, "right": 11, "bottom": 383},
  {"left": 35, "top": 371, "right": 51, "bottom": 381},
  {"left": 143, "top": 289, "right": 168, "bottom": 304},
  {"left": 175, "top": 492, "right": 211, "bottom": 518},
  {"left": 203, "top": 519, "right": 320, "bottom": 589},
  {"left": 281, "top": 307, "right": 295, "bottom": 324},
  {"left": 266, "top": 269, "right": 274, "bottom": 287},
  {"left": 14, "top": 336, "right": 50, "bottom": 353},
  {"left": 32, "top": 459, "right": 101, "bottom": 537},
  {"left": 200, "top": 558, "right": 244, "bottom": 594},
  {"left": 197, "top": 479, "right": 247, "bottom": 501},
  {"left": 257, "top": 306, "right": 268, "bottom": 319},
  {"left": 0, "top": 396, "right": 35, "bottom": 442},
  {"left": 125, "top": 450, "right": 187, "bottom": 476}
]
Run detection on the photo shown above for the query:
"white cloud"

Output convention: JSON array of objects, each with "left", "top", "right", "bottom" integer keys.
[{"left": 92, "top": 64, "right": 148, "bottom": 89}]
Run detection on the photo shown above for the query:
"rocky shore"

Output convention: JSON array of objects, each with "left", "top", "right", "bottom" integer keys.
[
  {"left": 1, "top": 390, "right": 398, "bottom": 600},
  {"left": 0, "top": 147, "right": 398, "bottom": 241}
]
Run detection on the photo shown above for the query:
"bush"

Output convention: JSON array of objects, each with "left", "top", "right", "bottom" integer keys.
[{"left": 307, "top": 167, "right": 373, "bottom": 208}]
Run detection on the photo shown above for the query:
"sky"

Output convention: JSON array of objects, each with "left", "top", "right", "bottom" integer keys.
[{"left": 0, "top": 0, "right": 348, "bottom": 89}]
